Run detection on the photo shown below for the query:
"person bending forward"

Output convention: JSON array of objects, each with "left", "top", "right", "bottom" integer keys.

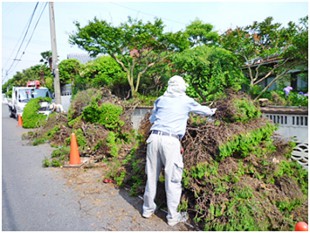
[{"left": 142, "top": 75, "right": 216, "bottom": 226}]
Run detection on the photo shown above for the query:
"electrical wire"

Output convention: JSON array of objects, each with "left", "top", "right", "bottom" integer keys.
[
  {"left": 5, "top": 2, "right": 39, "bottom": 76},
  {"left": 3, "top": 2, "right": 48, "bottom": 84},
  {"left": 17, "top": 2, "right": 48, "bottom": 65},
  {"left": 3, "top": 13, "right": 30, "bottom": 71},
  {"left": 109, "top": 2, "right": 187, "bottom": 27}
]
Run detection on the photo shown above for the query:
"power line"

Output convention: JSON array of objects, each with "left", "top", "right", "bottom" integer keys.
[
  {"left": 109, "top": 2, "right": 187, "bottom": 28},
  {"left": 5, "top": 2, "right": 39, "bottom": 76},
  {"left": 3, "top": 2, "right": 48, "bottom": 84},
  {"left": 3, "top": 15, "right": 30, "bottom": 70},
  {"left": 18, "top": 3, "right": 48, "bottom": 64}
]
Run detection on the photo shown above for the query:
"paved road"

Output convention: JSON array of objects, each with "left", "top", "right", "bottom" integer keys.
[
  {"left": 2, "top": 103, "right": 191, "bottom": 231},
  {"left": 2, "top": 104, "right": 100, "bottom": 230}
]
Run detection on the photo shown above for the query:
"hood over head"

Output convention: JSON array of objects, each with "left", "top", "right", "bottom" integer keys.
[{"left": 164, "top": 75, "right": 189, "bottom": 97}]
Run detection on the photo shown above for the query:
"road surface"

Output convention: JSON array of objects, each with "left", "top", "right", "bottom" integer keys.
[{"left": 2, "top": 103, "right": 102, "bottom": 230}]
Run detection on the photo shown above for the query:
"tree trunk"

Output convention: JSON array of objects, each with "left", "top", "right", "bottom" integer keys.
[{"left": 254, "top": 70, "right": 288, "bottom": 101}]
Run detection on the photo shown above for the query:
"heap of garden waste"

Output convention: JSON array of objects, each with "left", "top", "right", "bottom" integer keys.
[
  {"left": 24, "top": 87, "right": 138, "bottom": 168},
  {"left": 128, "top": 90, "right": 308, "bottom": 231},
  {"left": 24, "top": 88, "right": 307, "bottom": 231}
]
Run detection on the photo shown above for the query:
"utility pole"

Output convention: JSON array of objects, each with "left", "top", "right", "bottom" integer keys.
[{"left": 49, "top": 2, "right": 61, "bottom": 104}]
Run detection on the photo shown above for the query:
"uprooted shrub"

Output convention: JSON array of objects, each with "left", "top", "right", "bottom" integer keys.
[
  {"left": 180, "top": 116, "right": 307, "bottom": 231},
  {"left": 213, "top": 90, "right": 261, "bottom": 123}
]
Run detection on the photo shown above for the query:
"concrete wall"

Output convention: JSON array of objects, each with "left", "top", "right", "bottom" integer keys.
[
  {"left": 131, "top": 107, "right": 152, "bottom": 130},
  {"left": 263, "top": 113, "right": 308, "bottom": 143},
  {"left": 60, "top": 95, "right": 72, "bottom": 113}
]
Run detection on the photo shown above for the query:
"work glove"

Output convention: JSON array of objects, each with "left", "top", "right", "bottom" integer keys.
[{"left": 207, "top": 108, "right": 217, "bottom": 122}]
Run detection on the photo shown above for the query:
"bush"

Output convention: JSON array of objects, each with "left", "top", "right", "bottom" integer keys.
[
  {"left": 105, "top": 132, "right": 119, "bottom": 157},
  {"left": 286, "top": 92, "right": 308, "bottom": 106},
  {"left": 231, "top": 98, "right": 262, "bottom": 122},
  {"left": 99, "top": 103, "right": 124, "bottom": 130},
  {"left": 82, "top": 103, "right": 101, "bottom": 123},
  {"left": 68, "top": 88, "right": 103, "bottom": 121},
  {"left": 269, "top": 90, "right": 308, "bottom": 106},
  {"left": 22, "top": 97, "right": 52, "bottom": 128},
  {"left": 82, "top": 102, "right": 124, "bottom": 130}
]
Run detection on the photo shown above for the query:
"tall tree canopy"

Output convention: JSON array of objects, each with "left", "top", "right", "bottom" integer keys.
[
  {"left": 79, "top": 56, "right": 128, "bottom": 97},
  {"left": 69, "top": 17, "right": 173, "bottom": 97},
  {"left": 69, "top": 17, "right": 220, "bottom": 98},
  {"left": 184, "top": 19, "right": 219, "bottom": 47},
  {"left": 40, "top": 51, "right": 52, "bottom": 71},
  {"left": 172, "top": 46, "right": 246, "bottom": 103}
]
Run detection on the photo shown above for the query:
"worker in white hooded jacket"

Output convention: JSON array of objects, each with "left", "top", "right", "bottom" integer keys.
[{"left": 142, "top": 75, "right": 216, "bottom": 226}]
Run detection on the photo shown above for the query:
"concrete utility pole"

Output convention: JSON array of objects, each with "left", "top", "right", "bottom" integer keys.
[{"left": 49, "top": 2, "right": 61, "bottom": 104}]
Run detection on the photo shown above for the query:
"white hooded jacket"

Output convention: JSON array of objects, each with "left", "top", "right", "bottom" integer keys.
[{"left": 149, "top": 75, "right": 216, "bottom": 138}]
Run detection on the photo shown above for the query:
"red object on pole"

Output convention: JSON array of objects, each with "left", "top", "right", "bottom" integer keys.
[
  {"left": 295, "top": 222, "right": 308, "bottom": 231},
  {"left": 69, "top": 133, "right": 81, "bottom": 165}
]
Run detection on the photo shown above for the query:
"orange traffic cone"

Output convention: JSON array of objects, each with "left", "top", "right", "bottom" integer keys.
[
  {"left": 69, "top": 133, "right": 81, "bottom": 165},
  {"left": 17, "top": 114, "right": 23, "bottom": 127}
]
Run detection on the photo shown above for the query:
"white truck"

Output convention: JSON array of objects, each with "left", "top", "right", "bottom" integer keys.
[{"left": 7, "top": 81, "right": 53, "bottom": 119}]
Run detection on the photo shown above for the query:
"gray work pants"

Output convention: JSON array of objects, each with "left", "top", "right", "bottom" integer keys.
[{"left": 142, "top": 133, "right": 184, "bottom": 222}]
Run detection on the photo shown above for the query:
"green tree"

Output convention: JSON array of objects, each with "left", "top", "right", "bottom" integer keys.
[
  {"left": 69, "top": 17, "right": 222, "bottom": 98},
  {"left": 58, "top": 58, "right": 83, "bottom": 85},
  {"left": 69, "top": 17, "right": 173, "bottom": 98},
  {"left": 172, "top": 46, "right": 246, "bottom": 102},
  {"left": 163, "top": 19, "right": 219, "bottom": 52},
  {"left": 137, "top": 20, "right": 220, "bottom": 96},
  {"left": 2, "top": 65, "right": 53, "bottom": 95},
  {"left": 40, "top": 50, "right": 52, "bottom": 71},
  {"left": 81, "top": 56, "right": 126, "bottom": 88},
  {"left": 282, "top": 16, "right": 308, "bottom": 64},
  {"left": 138, "top": 57, "right": 172, "bottom": 96},
  {"left": 220, "top": 16, "right": 308, "bottom": 99},
  {"left": 184, "top": 19, "right": 219, "bottom": 47}
]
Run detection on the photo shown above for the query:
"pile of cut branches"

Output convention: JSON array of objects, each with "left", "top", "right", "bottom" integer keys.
[
  {"left": 127, "top": 90, "right": 308, "bottom": 231},
  {"left": 24, "top": 87, "right": 138, "bottom": 169}
]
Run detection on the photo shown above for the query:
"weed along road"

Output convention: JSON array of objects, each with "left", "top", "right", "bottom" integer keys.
[{"left": 2, "top": 104, "right": 190, "bottom": 231}]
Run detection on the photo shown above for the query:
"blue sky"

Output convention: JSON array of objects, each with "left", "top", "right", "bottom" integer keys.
[{"left": 1, "top": 1, "right": 308, "bottom": 84}]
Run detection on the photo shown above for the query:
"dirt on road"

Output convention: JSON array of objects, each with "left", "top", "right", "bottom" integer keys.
[{"left": 61, "top": 166, "right": 193, "bottom": 231}]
